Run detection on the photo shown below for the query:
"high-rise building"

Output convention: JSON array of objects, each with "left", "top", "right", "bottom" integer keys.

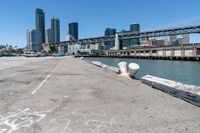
[
  {"left": 35, "top": 8, "right": 45, "bottom": 43},
  {"left": 169, "top": 30, "right": 177, "bottom": 45},
  {"left": 27, "top": 30, "right": 42, "bottom": 52},
  {"left": 45, "top": 28, "right": 53, "bottom": 44},
  {"left": 68, "top": 22, "right": 78, "bottom": 40},
  {"left": 104, "top": 28, "right": 116, "bottom": 49},
  {"left": 169, "top": 35, "right": 177, "bottom": 45},
  {"left": 105, "top": 28, "right": 116, "bottom": 36},
  {"left": 130, "top": 23, "right": 140, "bottom": 46},
  {"left": 130, "top": 23, "right": 140, "bottom": 32},
  {"left": 182, "top": 34, "right": 190, "bottom": 44},
  {"left": 51, "top": 17, "right": 60, "bottom": 43}
]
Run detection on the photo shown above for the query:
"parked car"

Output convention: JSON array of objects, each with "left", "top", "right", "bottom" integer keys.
[
  {"left": 0, "top": 50, "right": 3, "bottom": 57},
  {"left": 24, "top": 52, "right": 37, "bottom": 57},
  {"left": 35, "top": 52, "right": 45, "bottom": 57},
  {"left": 52, "top": 52, "right": 65, "bottom": 57}
]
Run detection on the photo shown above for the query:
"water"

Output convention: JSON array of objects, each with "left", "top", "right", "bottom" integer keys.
[{"left": 85, "top": 57, "right": 200, "bottom": 86}]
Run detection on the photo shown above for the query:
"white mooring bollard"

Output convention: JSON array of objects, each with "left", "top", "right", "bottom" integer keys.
[
  {"left": 118, "top": 62, "right": 129, "bottom": 76},
  {"left": 128, "top": 63, "right": 140, "bottom": 78}
]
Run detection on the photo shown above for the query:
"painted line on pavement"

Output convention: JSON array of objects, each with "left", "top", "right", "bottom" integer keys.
[{"left": 31, "top": 61, "right": 63, "bottom": 95}]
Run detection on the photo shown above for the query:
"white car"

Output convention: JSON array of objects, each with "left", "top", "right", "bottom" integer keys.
[{"left": 24, "top": 52, "right": 36, "bottom": 57}]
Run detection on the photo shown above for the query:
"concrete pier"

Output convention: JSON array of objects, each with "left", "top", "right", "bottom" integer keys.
[
  {"left": 141, "top": 75, "right": 200, "bottom": 106},
  {"left": 0, "top": 56, "right": 200, "bottom": 133},
  {"left": 105, "top": 44, "right": 200, "bottom": 61}
]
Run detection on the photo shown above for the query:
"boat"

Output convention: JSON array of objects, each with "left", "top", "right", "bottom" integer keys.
[{"left": 128, "top": 63, "right": 140, "bottom": 77}]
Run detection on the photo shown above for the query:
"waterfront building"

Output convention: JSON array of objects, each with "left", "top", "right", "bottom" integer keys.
[
  {"left": 45, "top": 28, "right": 53, "bottom": 44},
  {"left": 176, "top": 37, "right": 183, "bottom": 45},
  {"left": 140, "top": 37, "right": 168, "bottom": 46},
  {"left": 68, "top": 22, "right": 78, "bottom": 40},
  {"left": 119, "top": 29, "right": 130, "bottom": 49},
  {"left": 27, "top": 29, "right": 42, "bottom": 52},
  {"left": 169, "top": 35, "right": 177, "bottom": 45},
  {"left": 120, "top": 39, "right": 130, "bottom": 49},
  {"left": 129, "top": 23, "right": 140, "bottom": 46},
  {"left": 169, "top": 34, "right": 189, "bottom": 45},
  {"left": 153, "top": 39, "right": 166, "bottom": 46},
  {"left": 104, "top": 28, "right": 116, "bottom": 49},
  {"left": 140, "top": 38, "right": 150, "bottom": 46},
  {"left": 169, "top": 34, "right": 190, "bottom": 45},
  {"left": 119, "top": 23, "right": 140, "bottom": 49},
  {"left": 51, "top": 17, "right": 60, "bottom": 43},
  {"left": 90, "top": 43, "right": 102, "bottom": 50},
  {"left": 35, "top": 8, "right": 45, "bottom": 43},
  {"left": 182, "top": 34, "right": 190, "bottom": 44}
]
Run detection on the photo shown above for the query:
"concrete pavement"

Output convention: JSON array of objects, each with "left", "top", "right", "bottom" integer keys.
[{"left": 0, "top": 56, "right": 200, "bottom": 133}]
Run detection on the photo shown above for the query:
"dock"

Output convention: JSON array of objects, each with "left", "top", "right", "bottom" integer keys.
[
  {"left": 0, "top": 56, "right": 200, "bottom": 133},
  {"left": 105, "top": 44, "right": 200, "bottom": 61}
]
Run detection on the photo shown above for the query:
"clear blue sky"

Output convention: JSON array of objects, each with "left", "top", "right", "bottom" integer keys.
[{"left": 1, "top": 0, "right": 200, "bottom": 48}]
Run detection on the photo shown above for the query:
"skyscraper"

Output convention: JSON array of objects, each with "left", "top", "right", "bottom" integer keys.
[
  {"left": 170, "top": 35, "right": 177, "bottom": 45},
  {"left": 182, "top": 34, "right": 190, "bottom": 44},
  {"left": 35, "top": 8, "right": 45, "bottom": 43},
  {"left": 104, "top": 28, "right": 116, "bottom": 36},
  {"left": 130, "top": 23, "right": 140, "bottom": 32},
  {"left": 27, "top": 29, "right": 42, "bottom": 52},
  {"left": 45, "top": 28, "right": 53, "bottom": 44},
  {"left": 130, "top": 23, "right": 140, "bottom": 46},
  {"left": 51, "top": 17, "right": 60, "bottom": 43},
  {"left": 68, "top": 22, "right": 78, "bottom": 40},
  {"left": 104, "top": 28, "right": 116, "bottom": 49}
]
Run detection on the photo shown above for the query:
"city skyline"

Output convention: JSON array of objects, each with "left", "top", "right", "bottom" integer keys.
[{"left": 1, "top": 0, "right": 200, "bottom": 47}]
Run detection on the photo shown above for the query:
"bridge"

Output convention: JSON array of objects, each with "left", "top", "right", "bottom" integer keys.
[{"left": 49, "top": 25, "right": 200, "bottom": 47}]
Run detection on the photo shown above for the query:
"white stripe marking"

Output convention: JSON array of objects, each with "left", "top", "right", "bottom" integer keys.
[{"left": 31, "top": 62, "right": 63, "bottom": 95}]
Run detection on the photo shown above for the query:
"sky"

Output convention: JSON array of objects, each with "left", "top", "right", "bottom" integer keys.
[{"left": 1, "top": 0, "right": 200, "bottom": 48}]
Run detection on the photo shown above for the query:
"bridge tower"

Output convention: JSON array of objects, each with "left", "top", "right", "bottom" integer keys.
[{"left": 114, "top": 33, "right": 120, "bottom": 50}]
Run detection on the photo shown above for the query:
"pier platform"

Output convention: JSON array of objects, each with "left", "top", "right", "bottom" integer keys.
[{"left": 0, "top": 56, "right": 200, "bottom": 133}]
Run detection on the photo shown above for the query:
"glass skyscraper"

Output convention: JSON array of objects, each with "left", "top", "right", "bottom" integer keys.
[
  {"left": 130, "top": 23, "right": 140, "bottom": 46},
  {"left": 27, "top": 29, "right": 42, "bottom": 52},
  {"left": 130, "top": 23, "right": 140, "bottom": 32},
  {"left": 68, "top": 22, "right": 78, "bottom": 40},
  {"left": 45, "top": 28, "right": 53, "bottom": 44},
  {"left": 105, "top": 28, "right": 116, "bottom": 36},
  {"left": 51, "top": 17, "right": 60, "bottom": 43},
  {"left": 35, "top": 8, "right": 45, "bottom": 43},
  {"left": 104, "top": 28, "right": 116, "bottom": 49}
]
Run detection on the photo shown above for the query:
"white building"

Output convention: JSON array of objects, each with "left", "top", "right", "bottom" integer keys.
[
  {"left": 90, "top": 43, "right": 102, "bottom": 50},
  {"left": 67, "top": 43, "right": 103, "bottom": 55}
]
